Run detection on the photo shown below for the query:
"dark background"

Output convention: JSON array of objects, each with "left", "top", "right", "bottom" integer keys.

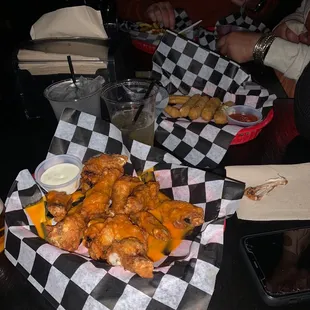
[{"left": 1, "top": 1, "right": 310, "bottom": 310}]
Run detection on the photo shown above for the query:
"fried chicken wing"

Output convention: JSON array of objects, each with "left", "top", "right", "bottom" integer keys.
[
  {"left": 82, "top": 168, "right": 123, "bottom": 220},
  {"left": 81, "top": 192, "right": 110, "bottom": 221},
  {"left": 81, "top": 154, "right": 127, "bottom": 192},
  {"left": 244, "top": 176, "right": 288, "bottom": 201},
  {"left": 125, "top": 181, "right": 160, "bottom": 213},
  {"left": 155, "top": 201, "right": 204, "bottom": 229},
  {"left": 106, "top": 238, "right": 154, "bottom": 278},
  {"left": 46, "top": 168, "right": 121, "bottom": 251},
  {"left": 130, "top": 211, "right": 170, "bottom": 241},
  {"left": 110, "top": 176, "right": 143, "bottom": 215},
  {"left": 45, "top": 210, "right": 86, "bottom": 251},
  {"left": 46, "top": 191, "right": 72, "bottom": 222},
  {"left": 46, "top": 191, "right": 85, "bottom": 222},
  {"left": 84, "top": 215, "right": 153, "bottom": 278}
]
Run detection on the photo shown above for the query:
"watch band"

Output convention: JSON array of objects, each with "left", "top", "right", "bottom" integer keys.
[{"left": 253, "top": 33, "right": 276, "bottom": 65}]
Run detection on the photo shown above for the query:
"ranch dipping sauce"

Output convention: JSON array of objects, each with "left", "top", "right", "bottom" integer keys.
[
  {"left": 35, "top": 155, "right": 83, "bottom": 194},
  {"left": 40, "top": 163, "right": 80, "bottom": 186}
]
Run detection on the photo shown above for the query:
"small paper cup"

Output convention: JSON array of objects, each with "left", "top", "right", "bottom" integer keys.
[
  {"left": 35, "top": 155, "right": 83, "bottom": 194},
  {"left": 225, "top": 105, "right": 262, "bottom": 127}
]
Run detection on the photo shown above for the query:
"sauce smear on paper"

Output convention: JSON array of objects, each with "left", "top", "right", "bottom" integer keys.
[
  {"left": 147, "top": 209, "right": 192, "bottom": 261},
  {"left": 25, "top": 198, "right": 46, "bottom": 239}
]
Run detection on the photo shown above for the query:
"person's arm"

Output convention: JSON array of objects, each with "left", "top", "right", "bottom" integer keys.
[
  {"left": 273, "top": 1, "right": 310, "bottom": 44},
  {"left": 217, "top": 31, "right": 310, "bottom": 81},
  {"left": 264, "top": 38, "right": 310, "bottom": 80},
  {"left": 116, "top": 0, "right": 155, "bottom": 22}
]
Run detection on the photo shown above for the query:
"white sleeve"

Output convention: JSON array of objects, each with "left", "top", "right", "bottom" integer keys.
[
  {"left": 302, "top": 0, "right": 310, "bottom": 22},
  {"left": 286, "top": 20, "right": 306, "bottom": 36},
  {"left": 273, "top": 0, "right": 310, "bottom": 28},
  {"left": 264, "top": 37, "right": 310, "bottom": 80}
]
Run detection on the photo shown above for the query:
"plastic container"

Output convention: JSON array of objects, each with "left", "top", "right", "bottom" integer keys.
[
  {"left": 44, "top": 78, "right": 102, "bottom": 120},
  {"left": 34, "top": 154, "right": 83, "bottom": 194},
  {"left": 226, "top": 105, "right": 263, "bottom": 127}
]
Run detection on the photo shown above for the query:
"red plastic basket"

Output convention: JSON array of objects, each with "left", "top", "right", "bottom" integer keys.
[
  {"left": 132, "top": 39, "right": 157, "bottom": 54},
  {"left": 231, "top": 108, "right": 274, "bottom": 145}
]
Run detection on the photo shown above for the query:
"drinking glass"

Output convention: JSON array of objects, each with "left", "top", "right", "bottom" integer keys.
[
  {"left": 101, "top": 79, "right": 159, "bottom": 146},
  {"left": 44, "top": 78, "right": 103, "bottom": 120}
]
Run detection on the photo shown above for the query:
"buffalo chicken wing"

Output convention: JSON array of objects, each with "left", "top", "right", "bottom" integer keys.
[
  {"left": 81, "top": 154, "right": 127, "bottom": 192},
  {"left": 130, "top": 211, "right": 170, "bottom": 241},
  {"left": 155, "top": 200, "right": 204, "bottom": 229},
  {"left": 110, "top": 176, "right": 143, "bottom": 215},
  {"left": 84, "top": 215, "right": 153, "bottom": 278}
]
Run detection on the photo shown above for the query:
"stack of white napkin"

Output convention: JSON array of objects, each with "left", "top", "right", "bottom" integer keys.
[{"left": 19, "top": 6, "right": 108, "bottom": 75}]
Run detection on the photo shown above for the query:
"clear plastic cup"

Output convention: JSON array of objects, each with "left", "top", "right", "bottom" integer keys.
[
  {"left": 225, "top": 105, "right": 262, "bottom": 127},
  {"left": 101, "top": 79, "right": 159, "bottom": 146},
  {"left": 44, "top": 78, "right": 102, "bottom": 120},
  {"left": 34, "top": 154, "right": 83, "bottom": 194}
]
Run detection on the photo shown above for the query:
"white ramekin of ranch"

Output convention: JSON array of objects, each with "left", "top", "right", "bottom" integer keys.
[{"left": 34, "top": 154, "right": 83, "bottom": 194}]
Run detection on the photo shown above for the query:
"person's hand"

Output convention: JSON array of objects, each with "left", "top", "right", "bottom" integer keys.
[
  {"left": 146, "top": 2, "right": 175, "bottom": 29},
  {"left": 217, "top": 32, "right": 261, "bottom": 63},
  {"left": 298, "top": 32, "right": 310, "bottom": 44},
  {"left": 273, "top": 22, "right": 299, "bottom": 44}
]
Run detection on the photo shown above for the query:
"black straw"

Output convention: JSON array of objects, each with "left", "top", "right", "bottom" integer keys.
[
  {"left": 133, "top": 81, "right": 156, "bottom": 123},
  {"left": 67, "top": 55, "right": 77, "bottom": 86}
]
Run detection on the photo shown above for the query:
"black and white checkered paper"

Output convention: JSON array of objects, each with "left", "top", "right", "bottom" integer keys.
[
  {"left": 217, "top": 12, "right": 268, "bottom": 34},
  {"left": 5, "top": 108, "right": 244, "bottom": 310},
  {"left": 199, "top": 12, "right": 269, "bottom": 50},
  {"left": 152, "top": 30, "right": 276, "bottom": 169}
]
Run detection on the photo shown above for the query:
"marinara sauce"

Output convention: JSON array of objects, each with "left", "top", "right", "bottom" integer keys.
[{"left": 229, "top": 113, "right": 258, "bottom": 123}]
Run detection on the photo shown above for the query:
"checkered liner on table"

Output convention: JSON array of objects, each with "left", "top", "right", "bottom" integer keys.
[
  {"left": 152, "top": 30, "right": 276, "bottom": 169},
  {"left": 197, "top": 12, "right": 270, "bottom": 50},
  {"left": 120, "top": 8, "right": 192, "bottom": 44},
  {"left": 216, "top": 12, "right": 269, "bottom": 33},
  {"left": 189, "top": 12, "right": 269, "bottom": 50},
  {"left": 5, "top": 109, "right": 244, "bottom": 310}
]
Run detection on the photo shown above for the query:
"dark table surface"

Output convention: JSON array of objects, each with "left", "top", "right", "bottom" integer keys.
[{"left": 1, "top": 45, "right": 309, "bottom": 310}]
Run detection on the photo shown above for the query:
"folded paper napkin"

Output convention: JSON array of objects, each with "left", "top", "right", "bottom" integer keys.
[
  {"left": 17, "top": 50, "right": 106, "bottom": 75},
  {"left": 30, "top": 5, "right": 107, "bottom": 40},
  {"left": 226, "top": 164, "right": 310, "bottom": 221}
]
